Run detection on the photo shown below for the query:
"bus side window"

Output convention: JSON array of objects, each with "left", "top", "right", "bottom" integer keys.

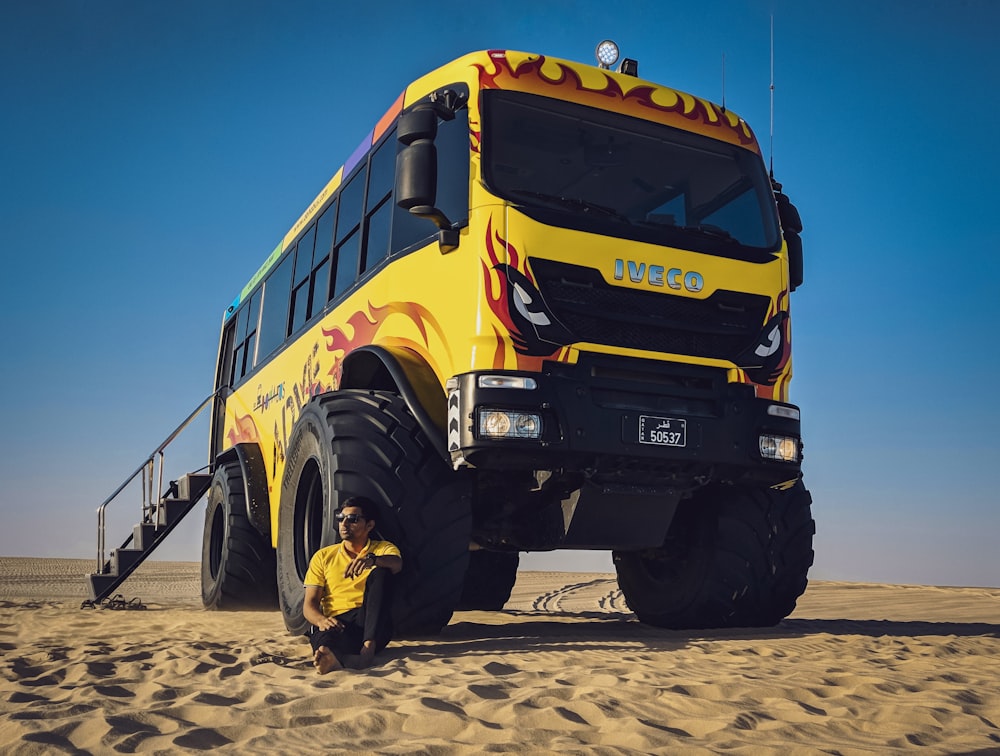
[
  {"left": 361, "top": 136, "right": 395, "bottom": 273},
  {"left": 216, "top": 319, "right": 236, "bottom": 392},
  {"left": 231, "top": 289, "right": 260, "bottom": 385},
  {"left": 333, "top": 228, "right": 360, "bottom": 300},
  {"left": 310, "top": 200, "right": 336, "bottom": 314},
  {"left": 390, "top": 183, "right": 429, "bottom": 254},
  {"left": 333, "top": 170, "right": 365, "bottom": 299},
  {"left": 290, "top": 224, "right": 317, "bottom": 334},
  {"left": 256, "top": 254, "right": 294, "bottom": 362}
]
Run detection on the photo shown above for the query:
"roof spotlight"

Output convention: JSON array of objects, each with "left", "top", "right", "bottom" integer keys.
[{"left": 595, "top": 40, "right": 619, "bottom": 69}]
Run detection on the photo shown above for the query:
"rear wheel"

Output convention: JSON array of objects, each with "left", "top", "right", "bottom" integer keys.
[
  {"left": 277, "top": 390, "right": 472, "bottom": 637},
  {"left": 200, "top": 460, "right": 278, "bottom": 610},
  {"left": 456, "top": 550, "right": 520, "bottom": 610},
  {"left": 613, "top": 481, "right": 814, "bottom": 629}
]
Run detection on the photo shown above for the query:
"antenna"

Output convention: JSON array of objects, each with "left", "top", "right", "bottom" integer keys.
[
  {"left": 769, "top": 14, "right": 775, "bottom": 180},
  {"left": 721, "top": 53, "right": 726, "bottom": 112}
]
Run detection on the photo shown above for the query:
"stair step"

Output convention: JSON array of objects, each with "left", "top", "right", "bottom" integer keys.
[
  {"left": 177, "top": 473, "right": 212, "bottom": 502},
  {"left": 112, "top": 548, "right": 145, "bottom": 575},
  {"left": 158, "top": 498, "right": 195, "bottom": 527},
  {"left": 86, "top": 572, "right": 119, "bottom": 602},
  {"left": 132, "top": 522, "right": 158, "bottom": 551}
]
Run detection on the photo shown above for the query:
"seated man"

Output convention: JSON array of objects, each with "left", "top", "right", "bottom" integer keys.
[{"left": 302, "top": 496, "right": 402, "bottom": 673}]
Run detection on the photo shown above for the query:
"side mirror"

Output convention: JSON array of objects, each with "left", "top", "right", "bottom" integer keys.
[
  {"left": 396, "top": 140, "right": 437, "bottom": 211},
  {"left": 786, "top": 231, "right": 803, "bottom": 291},
  {"left": 773, "top": 188, "right": 803, "bottom": 291},
  {"left": 395, "top": 105, "right": 454, "bottom": 238},
  {"left": 775, "top": 192, "right": 802, "bottom": 234},
  {"left": 397, "top": 109, "right": 437, "bottom": 146}
]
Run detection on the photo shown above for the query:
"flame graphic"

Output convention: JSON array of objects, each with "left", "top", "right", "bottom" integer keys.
[
  {"left": 481, "top": 217, "right": 573, "bottom": 369},
  {"left": 321, "top": 300, "right": 450, "bottom": 384},
  {"left": 468, "top": 107, "right": 483, "bottom": 155},
  {"left": 483, "top": 216, "right": 513, "bottom": 334},
  {"left": 767, "top": 289, "right": 793, "bottom": 401},
  {"left": 483, "top": 217, "right": 526, "bottom": 366},
  {"left": 476, "top": 51, "right": 758, "bottom": 151},
  {"left": 742, "top": 288, "right": 792, "bottom": 401},
  {"left": 483, "top": 215, "right": 528, "bottom": 272},
  {"left": 227, "top": 413, "right": 259, "bottom": 446}
]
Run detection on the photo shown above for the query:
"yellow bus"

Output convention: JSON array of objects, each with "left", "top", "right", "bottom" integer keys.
[{"left": 140, "top": 46, "right": 813, "bottom": 635}]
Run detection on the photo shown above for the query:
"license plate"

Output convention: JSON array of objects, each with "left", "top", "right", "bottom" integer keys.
[{"left": 638, "top": 415, "right": 687, "bottom": 447}]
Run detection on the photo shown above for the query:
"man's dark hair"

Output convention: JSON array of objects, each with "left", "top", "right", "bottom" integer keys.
[{"left": 339, "top": 496, "right": 378, "bottom": 522}]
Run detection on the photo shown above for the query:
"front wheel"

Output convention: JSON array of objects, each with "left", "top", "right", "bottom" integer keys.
[
  {"left": 613, "top": 480, "right": 814, "bottom": 629},
  {"left": 277, "top": 390, "right": 473, "bottom": 637},
  {"left": 201, "top": 460, "right": 278, "bottom": 610}
]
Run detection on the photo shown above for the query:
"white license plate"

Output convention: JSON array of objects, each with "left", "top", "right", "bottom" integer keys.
[{"left": 638, "top": 415, "right": 687, "bottom": 447}]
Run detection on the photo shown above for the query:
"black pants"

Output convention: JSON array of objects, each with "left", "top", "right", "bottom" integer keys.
[{"left": 309, "top": 567, "right": 393, "bottom": 663}]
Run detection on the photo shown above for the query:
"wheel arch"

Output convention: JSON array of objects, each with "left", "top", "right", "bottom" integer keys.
[
  {"left": 214, "top": 442, "right": 271, "bottom": 541},
  {"left": 339, "top": 345, "right": 448, "bottom": 461}
]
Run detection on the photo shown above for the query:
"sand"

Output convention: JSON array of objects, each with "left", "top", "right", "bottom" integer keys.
[{"left": 2, "top": 558, "right": 999, "bottom": 754}]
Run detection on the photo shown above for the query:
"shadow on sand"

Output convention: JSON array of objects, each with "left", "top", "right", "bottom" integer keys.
[{"left": 383, "top": 610, "right": 1000, "bottom": 663}]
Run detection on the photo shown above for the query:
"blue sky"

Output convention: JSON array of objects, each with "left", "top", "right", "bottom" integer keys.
[{"left": 2, "top": 1, "right": 998, "bottom": 588}]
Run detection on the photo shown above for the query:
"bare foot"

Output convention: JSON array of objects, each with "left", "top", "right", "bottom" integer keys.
[
  {"left": 313, "top": 645, "right": 343, "bottom": 674},
  {"left": 358, "top": 641, "right": 376, "bottom": 669}
]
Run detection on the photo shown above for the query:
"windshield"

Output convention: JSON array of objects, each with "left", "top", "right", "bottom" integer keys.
[{"left": 482, "top": 90, "right": 780, "bottom": 260}]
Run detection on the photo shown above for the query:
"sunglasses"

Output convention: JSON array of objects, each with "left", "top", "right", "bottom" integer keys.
[{"left": 334, "top": 512, "right": 365, "bottom": 524}]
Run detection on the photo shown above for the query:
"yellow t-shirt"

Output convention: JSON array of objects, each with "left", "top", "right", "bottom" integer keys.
[{"left": 303, "top": 539, "right": 401, "bottom": 617}]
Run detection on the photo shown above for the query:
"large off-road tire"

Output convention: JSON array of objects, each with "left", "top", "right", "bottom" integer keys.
[
  {"left": 613, "top": 480, "right": 814, "bottom": 629},
  {"left": 277, "top": 390, "right": 472, "bottom": 637},
  {"left": 201, "top": 460, "right": 278, "bottom": 610},
  {"left": 456, "top": 550, "right": 520, "bottom": 610}
]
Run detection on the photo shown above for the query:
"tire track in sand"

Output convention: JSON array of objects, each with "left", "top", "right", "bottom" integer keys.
[{"left": 531, "top": 577, "right": 628, "bottom": 614}]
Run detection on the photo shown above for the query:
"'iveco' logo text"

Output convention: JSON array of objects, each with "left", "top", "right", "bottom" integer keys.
[{"left": 613, "top": 259, "right": 704, "bottom": 292}]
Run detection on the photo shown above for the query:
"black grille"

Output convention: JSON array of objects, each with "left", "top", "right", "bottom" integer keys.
[{"left": 529, "top": 258, "right": 770, "bottom": 361}]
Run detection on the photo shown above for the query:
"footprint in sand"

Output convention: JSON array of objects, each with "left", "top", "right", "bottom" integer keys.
[
  {"left": 483, "top": 661, "right": 518, "bottom": 676},
  {"left": 468, "top": 683, "right": 509, "bottom": 700},
  {"left": 95, "top": 684, "right": 135, "bottom": 698},
  {"left": 172, "top": 727, "right": 233, "bottom": 749},
  {"left": 419, "top": 697, "right": 465, "bottom": 715},
  {"left": 86, "top": 661, "right": 117, "bottom": 677},
  {"left": 192, "top": 692, "right": 244, "bottom": 707}
]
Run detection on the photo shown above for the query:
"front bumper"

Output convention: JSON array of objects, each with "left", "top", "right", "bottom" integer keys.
[{"left": 446, "top": 353, "right": 802, "bottom": 489}]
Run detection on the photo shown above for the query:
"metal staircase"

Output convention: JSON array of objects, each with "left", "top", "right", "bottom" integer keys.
[{"left": 85, "top": 392, "right": 219, "bottom": 603}]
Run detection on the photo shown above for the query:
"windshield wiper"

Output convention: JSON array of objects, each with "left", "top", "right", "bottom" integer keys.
[
  {"left": 678, "top": 224, "right": 738, "bottom": 244},
  {"left": 506, "top": 189, "right": 631, "bottom": 223}
]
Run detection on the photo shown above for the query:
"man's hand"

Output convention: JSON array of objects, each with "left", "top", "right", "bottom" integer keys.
[
  {"left": 303, "top": 584, "right": 340, "bottom": 631},
  {"left": 315, "top": 615, "right": 344, "bottom": 633},
  {"left": 344, "top": 552, "right": 376, "bottom": 579}
]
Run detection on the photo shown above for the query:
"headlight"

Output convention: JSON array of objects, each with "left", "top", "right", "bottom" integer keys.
[
  {"left": 479, "top": 409, "right": 543, "bottom": 440},
  {"left": 759, "top": 434, "right": 799, "bottom": 462}
]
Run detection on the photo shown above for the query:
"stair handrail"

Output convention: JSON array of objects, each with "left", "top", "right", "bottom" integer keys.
[{"left": 96, "top": 389, "right": 223, "bottom": 572}]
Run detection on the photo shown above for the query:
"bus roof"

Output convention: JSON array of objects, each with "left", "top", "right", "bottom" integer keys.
[{"left": 224, "top": 49, "right": 759, "bottom": 319}]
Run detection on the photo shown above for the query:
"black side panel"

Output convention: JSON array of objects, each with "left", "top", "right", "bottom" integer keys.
[{"left": 339, "top": 345, "right": 448, "bottom": 461}]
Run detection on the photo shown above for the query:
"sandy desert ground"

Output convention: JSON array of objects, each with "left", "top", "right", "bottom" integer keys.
[{"left": 1, "top": 557, "right": 999, "bottom": 754}]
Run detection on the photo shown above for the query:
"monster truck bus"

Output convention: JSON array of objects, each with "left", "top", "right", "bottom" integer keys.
[{"left": 202, "top": 45, "right": 814, "bottom": 636}]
